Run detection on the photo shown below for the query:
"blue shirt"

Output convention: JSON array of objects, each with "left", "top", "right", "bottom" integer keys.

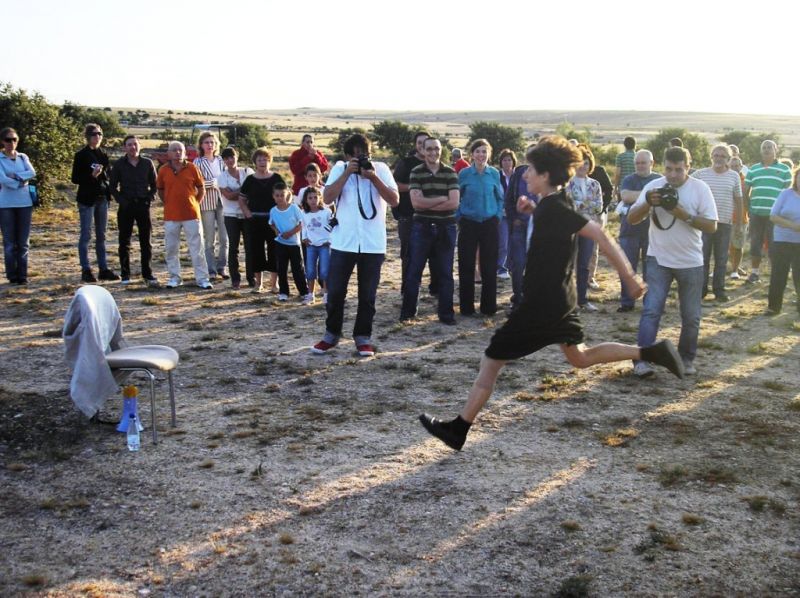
[
  {"left": 620, "top": 172, "right": 660, "bottom": 238},
  {"left": 269, "top": 203, "right": 304, "bottom": 246},
  {"left": 771, "top": 188, "right": 800, "bottom": 244},
  {"left": 0, "top": 152, "right": 36, "bottom": 208},
  {"left": 457, "top": 165, "right": 504, "bottom": 222}
]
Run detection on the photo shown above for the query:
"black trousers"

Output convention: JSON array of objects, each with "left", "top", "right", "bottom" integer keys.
[
  {"left": 117, "top": 201, "right": 153, "bottom": 279},
  {"left": 275, "top": 243, "right": 309, "bottom": 296},
  {"left": 458, "top": 217, "right": 498, "bottom": 315}
]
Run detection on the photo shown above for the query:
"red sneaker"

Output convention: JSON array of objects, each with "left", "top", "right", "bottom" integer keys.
[
  {"left": 311, "top": 340, "right": 336, "bottom": 354},
  {"left": 356, "top": 344, "right": 375, "bottom": 357}
]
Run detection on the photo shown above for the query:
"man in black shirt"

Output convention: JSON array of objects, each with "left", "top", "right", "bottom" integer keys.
[
  {"left": 109, "top": 135, "right": 159, "bottom": 286},
  {"left": 71, "top": 123, "right": 119, "bottom": 283}
]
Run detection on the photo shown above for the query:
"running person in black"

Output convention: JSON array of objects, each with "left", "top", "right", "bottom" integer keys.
[{"left": 419, "top": 136, "right": 685, "bottom": 451}]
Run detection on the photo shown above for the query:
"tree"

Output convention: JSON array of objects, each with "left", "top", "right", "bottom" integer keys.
[
  {"left": 328, "top": 127, "right": 369, "bottom": 160},
  {"left": 644, "top": 128, "right": 711, "bottom": 168},
  {"left": 226, "top": 123, "right": 271, "bottom": 161},
  {"left": 60, "top": 102, "right": 126, "bottom": 138},
  {"left": 371, "top": 120, "right": 416, "bottom": 160},
  {"left": 0, "top": 83, "right": 81, "bottom": 204},
  {"left": 554, "top": 121, "right": 592, "bottom": 144},
  {"left": 467, "top": 121, "right": 525, "bottom": 164},
  {"left": 719, "top": 130, "right": 782, "bottom": 165}
]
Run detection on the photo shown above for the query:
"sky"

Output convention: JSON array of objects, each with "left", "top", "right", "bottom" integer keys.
[{"left": 4, "top": 0, "right": 798, "bottom": 116}]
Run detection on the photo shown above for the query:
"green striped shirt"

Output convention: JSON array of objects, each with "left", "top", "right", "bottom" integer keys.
[
  {"left": 745, "top": 162, "right": 792, "bottom": 215},
  {"left": 409, "top": 162, "right": 459, "bottom": 218},
  {"left": 615, "top": 150, "right": 636, "bottom": 181}
]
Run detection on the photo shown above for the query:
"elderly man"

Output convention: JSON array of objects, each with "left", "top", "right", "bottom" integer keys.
[
  {"left": 628, "top": 147, "right": 718, "bottom": 377},
  {"left": 692, "top": 145, "right": 743, "bottom": 302},
  {"left": 744, "top": 140, "right": 793, "bottom": 284},
  {"left": 311, "top": 134, "right": 399, "bottom": 357},
  {"left": 155, "top": 141, "right": 212, "bottom": 289},
  {"left": 289, "top": 134, "right": 329, "bottom": 197},
  {"left": 451, "top": 148, "right": 470, "bottom": 173},
  {"left": 616, "top": 150, "right": 660, "bottom": 312}
]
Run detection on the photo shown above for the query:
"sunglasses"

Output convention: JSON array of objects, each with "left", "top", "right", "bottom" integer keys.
[
  {"left": 88, "top": 131, "right": 103, "bottom": 137},
  {"left": 3, "top": 137, "right": 18, "bottom": 142}
]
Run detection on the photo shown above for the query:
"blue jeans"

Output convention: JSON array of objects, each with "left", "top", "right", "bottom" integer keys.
[
  {"left": 702, "top": 223, "right": 732, "bottom": 296},
  {"left": 497, "top": 217, "right": 509, "bottom": 275},
  {"left": 507, "top": 221, "right": 529, "bottom": 308},
  {"left": 0, "top": 206, "right": 33, "bottom": 282},
  {"left": 576, "top": 235, "right": 595, "bottom": 305},
  {"left": 305, "top": 244, "right": 330, "bottom": 283},
  {"left": 619, "top": 234, "right": 648, "bottom": 308},
  {"left": 637, "top": 256, "right": 704, "bottom": 364},
  {"left": 78, "top": 200, "right": 109, "bottom": 270},
  {"left": 323, "top": 249, "right": 384, "bottom": 346},
  {"left": 401, "top": 219, "right": 456, "bottom": 320}
]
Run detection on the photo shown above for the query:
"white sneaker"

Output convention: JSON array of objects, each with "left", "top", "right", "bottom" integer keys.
[
  {"left": 197, "top": 280, "right": 213, "bottom": 290},
  {"left": 278, "top": 293, "right": 289, "bottom": 302},
  {"left": 166, "top": 278, "right": 182, "bottom": 288},
  {"left": 302, "top": 293, "right": 314, "bottom": 305},
  {"left": 683, "top": 361, "right": 697, "bottom": 376},
  {"left": 634, "top": 362, "right": 655, "bottom": 378},
  {"left": 497, "top": 271, "right": 510, "bottom": 280},
  {"left": 729, "top": 271, "right": 740, "bottom": 280},
  {"left": 588, "top": 279, "right": 601, "bottom": 291},
  {"left": 322, "top": 293, "right": 328, "bottom": 305},
  {"left": 580, "top": 302, "right": 599, "bottom": 312}
]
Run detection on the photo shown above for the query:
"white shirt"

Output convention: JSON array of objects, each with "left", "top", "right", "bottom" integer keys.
[
  {"left": 326, "top": 161, "right": 397, "bottom": 254},
  {"left": 302, "top": 206, "right": 333, "bottom": 246},
  {"left": 633, "top": 176, "right": 718, "bottom": 269},
  {"left": 218, "top": 166, "right": 253, "bottom": 217}
]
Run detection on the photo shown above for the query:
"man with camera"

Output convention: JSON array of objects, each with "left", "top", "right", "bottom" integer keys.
[
  {"left": 627, "top": 146, "right": 718, "bottom": 377},
  {"left": 311, "top": 134, "right": 399, "bottom": 357}
]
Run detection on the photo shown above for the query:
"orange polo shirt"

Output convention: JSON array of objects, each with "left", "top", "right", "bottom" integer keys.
[{"left": 156, "top": 162, "right": 204, "bottom": 221}]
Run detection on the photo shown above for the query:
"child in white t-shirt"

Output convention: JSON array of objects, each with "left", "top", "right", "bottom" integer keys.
[{"left": 300, "top": 186, "right": 333, "bottom": 304}]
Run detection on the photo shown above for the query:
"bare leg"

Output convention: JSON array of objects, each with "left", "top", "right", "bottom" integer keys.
[
  {"left": 308, "top": 279, "right": 316, "bottom": 295},
  {"left": 269, "top": 271, "right": 278, "bottom": 292},
  {"left": 459, "top": 356, "right": 507, "bottom": 423},
  {"left": 560, "top": 342, "right": 640, "bottom": 368}
]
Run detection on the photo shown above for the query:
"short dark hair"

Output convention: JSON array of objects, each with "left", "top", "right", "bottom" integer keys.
[
  {"left": 669, "top": 137, "right": 684, "bottom": 148},
  {"left": 576, "top": 143, "right": 596, "bottom": 175},
  {"left": 305, "top": 162, "right": 322, "bottom": 176},
  {"left": 273, "top": 181, "right": 288, "bottom": 193},
  {"left": 423, "top": 137, "right": 442, "bottom": 148},
  {"left": 221, "top": 146, "right": 238, "bottom": 160},
  {"left": 301, "top": 134, "right": 313, "bottom": 143},
  {"left": 0, "top": 127, "right": 17, "bottom": 140},
  {"left": 623, "top": 136, "right": 636, "bottom": 150},
  {"left": 123, "top": 134, "right": 139, "bottom": 145},
  {"left": 664, "top": 146, "right": 691, "bottom": 165},
  {"left": 498, "top": 148, "right": 517, "bottom": 168},
  {"left": 343, "top": 133, "right": 371, "bottom": 157},
  {"left": 414, "top": 130, "right": 431, "bottom": 144},
  {"left": 252, "top": 147, "right": 272, "bottom": 163},
  {"left": 525, "top": 136, "right": 583, "bottom": 187},
  {"left": 469, "top": 138, "right": 492, "bottom": 155},
  {"left": 84, "top": 123, "right": 102, "bottom": 138}
]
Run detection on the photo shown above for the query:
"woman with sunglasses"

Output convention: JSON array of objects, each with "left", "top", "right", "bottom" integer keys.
[
  {"left": 0, "top": 128, "right": 36, "bottom": 284},
  {"left": 71, "top": 123, "right": 119, "bottom": 283}
]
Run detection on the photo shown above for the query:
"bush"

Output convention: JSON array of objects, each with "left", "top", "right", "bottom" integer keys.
[
  {"left": 59, "top": 102, "right": 126, "bottom": 138},
  {"left": 0, "top": 82, "right": 82, "bottom": 204},
  {"left": 644, "top": 128, "right": 711, "bottom": 168},
  {"left": 719, "top": 130, "right": 782, "bottom": 165},
  {"left": 328, "top": 127, "right": 369, "bottom": 161},
  {"left": 467, "top": 121, "right": 526, "bottom": 163},
  {"left": 372, "top": 120, "right": 416, "bottom": 161},
  {"left": 226, "top": 123, "right": 271, "bottom": 160}
]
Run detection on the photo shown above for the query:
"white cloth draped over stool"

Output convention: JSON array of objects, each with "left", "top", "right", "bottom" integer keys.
[{"left": 63, "top": 285, "right": 130, "bottom": 417}]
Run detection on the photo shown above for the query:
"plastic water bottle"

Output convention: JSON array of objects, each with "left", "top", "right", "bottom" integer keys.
[{"left": 127, "top": 414, "right": 140, "bottom": 452}]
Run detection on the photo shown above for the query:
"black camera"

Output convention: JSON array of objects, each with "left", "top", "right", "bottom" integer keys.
[
  {"left": 658, "top": 185, "right": 678, "bottom": 211},
  {"left": 356, "top": 156, "right": 374, "bottom": 173},
  {"left": 324, "top": 217, "right": 338, "bottom": 232}
]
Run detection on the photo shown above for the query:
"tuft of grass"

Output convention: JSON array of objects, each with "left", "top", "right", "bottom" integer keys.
[
  {"left": 141, "top": 296, "right": 161, "bottom": 306},
  {"left": 189, "top": 500, "right": 203, "bottom": 509},
  {"left": 561, "top": 519, "right": 582, "bottom": 532},
  {"left": 6, "top": 462, "right": 28, "bottom": 472},
  {"left": 747, "top": 342, "right": 767, "bottom": 354},
  {"left": 232, "top": 430, "right": 255, "bottom": 439},
  {"left": 21, "top": 573, "right": 47, "bottom": 587},
  {"left": 681, "top": 513, "right": 704, "bottom": 526},
  {"left": 744, "top": 495, "right": 768, "bottom": 512},
  {"left": 762, "top": 380, "right": 786, "bottom": 392},
  {"left": 278, "top": 532, "right": 295, "bottom": 545},
  {"left": 250, "top": 461, "right": 264, "bottom": 479},
  {"left": 555, "top": 574, "right": 592, "bottom": 598},
  {"left": 658, "top": 465, "right": 688, "bottom": 487},
  {"left": 789, "top": 400, "right": 800, "bottom": 412},
  {"left": 603, "top": 427, "right": 639, "bottom": 447}
]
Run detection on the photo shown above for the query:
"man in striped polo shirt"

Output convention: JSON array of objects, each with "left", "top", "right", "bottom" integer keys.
[
  {"left": 744, "top": 140, "right": 792, "bottom": 284},
  {"left": 692, "top": 144, "right": 743, "bottom": 302},
  {"left": 613, "top": 136, "right": 637, "bottom": 201},
  {"left": 400, "top": 138, "right": 460, "bottom": 325}
]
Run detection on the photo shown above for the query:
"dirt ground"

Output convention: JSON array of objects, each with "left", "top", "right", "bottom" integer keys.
[{"left": 1, "top": 200, "right": 799, "bottom": 597}]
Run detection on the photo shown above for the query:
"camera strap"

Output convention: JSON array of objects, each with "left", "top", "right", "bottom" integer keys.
[
  {"left": 337, "top": 172, "right": 377, "bottom": 220},
  {"left": 651, "top": 207, "right": 677, "bottom": 231}
]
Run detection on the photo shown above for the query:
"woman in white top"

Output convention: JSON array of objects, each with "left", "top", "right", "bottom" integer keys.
[
  {"left": 194, "top": 132, "right": 228, "bottom": 279},
  {"left": 218, "top": 146, "right": 254, "bottom": 289}
]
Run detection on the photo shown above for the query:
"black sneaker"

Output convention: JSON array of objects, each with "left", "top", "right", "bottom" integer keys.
[
  {"left": 81, "top": 268, "right": 97, "bottom": 283},
  {"left": 641, "top": 340, "right": 684, "bottom": 379},
  {"left": 617, "top": 305, "right": 634, "bottom": 313},
  {"left": 418, "top": 413, "right": 466, "bottom": 451},
  {"left": 715, "top": 293, "right": 729, "bottom": 303},
  {"left": 99, "top": 269, "right": 121, "bottom": 281},
  {"left": 745, "top": 272, "right": 760, "bottom": 285}
]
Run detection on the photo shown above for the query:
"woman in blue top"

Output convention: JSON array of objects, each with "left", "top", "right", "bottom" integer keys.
[
  {"left": 0, "top": 128, "right": 36, "bottom": 285},
  {"left": 457, "top": 138, "right": 505, "bottom": 316},
  {"left": 767, "top": 168, "right": 800, "bottom": 315}
]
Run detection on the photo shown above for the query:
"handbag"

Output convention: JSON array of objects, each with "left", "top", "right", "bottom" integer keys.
[{"left": 29, "top": 182, "right": 40, "bottom": 208}]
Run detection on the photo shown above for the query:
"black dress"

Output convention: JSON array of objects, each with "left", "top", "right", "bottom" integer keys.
[
  {"left": 485, "top": 189, "right": 589, "bottom": 360},
  {"left": 240, "top": 173, "right": 285, "bottom": 273}
]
